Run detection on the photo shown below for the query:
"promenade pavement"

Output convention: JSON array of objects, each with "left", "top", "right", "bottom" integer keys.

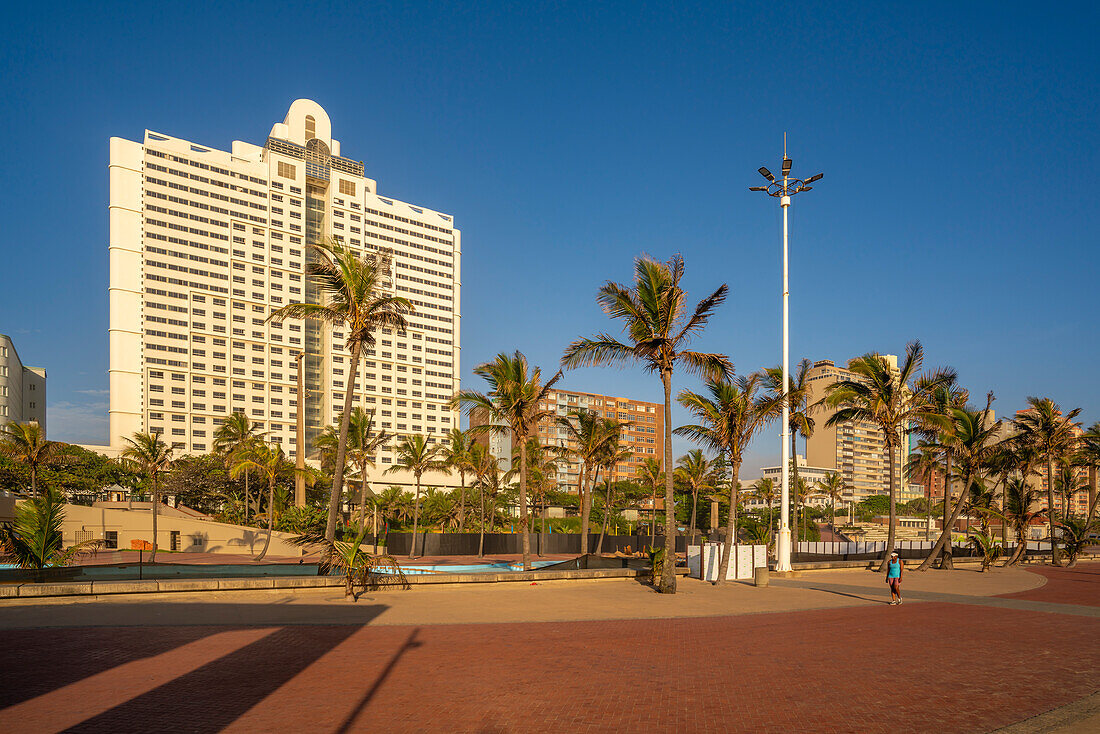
[{"left": 0, "top": 562, "right": 1097, "bottom": 732}]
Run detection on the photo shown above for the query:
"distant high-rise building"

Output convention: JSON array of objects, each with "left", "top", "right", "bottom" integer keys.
[
  {"left": 108, "top": 100, "right": 460, "bottom": 485},
  {"left": 804, "top": 356, "right": 922, "bottom": 504},
  {"left": 471, "top": 388, "right": 664, "bottom": 491},
  {"left": 0, "top": 334, "right": 46, "bottom": 430}
]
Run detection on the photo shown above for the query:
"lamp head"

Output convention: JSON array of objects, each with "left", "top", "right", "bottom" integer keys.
[
  {"left": 758, "top": 167, "right": 775, "bottom": 182},
  {"left": 782, "top": 158, "right": 792, "bottom": 176},
  {"left": 805, "top": 173, "right": 824, "bottom": 184},
  {"left": 749, "top": 186, "right": 768, "bottom": 192}
]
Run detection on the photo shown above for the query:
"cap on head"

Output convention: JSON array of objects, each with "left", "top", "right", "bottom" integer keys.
[{"left": 890, "top": 552, "right": 899, "bottom": 557}]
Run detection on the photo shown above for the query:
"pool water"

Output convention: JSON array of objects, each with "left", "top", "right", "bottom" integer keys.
[{"left": 400, "top": 561, "right": 561, "bottom": 575}]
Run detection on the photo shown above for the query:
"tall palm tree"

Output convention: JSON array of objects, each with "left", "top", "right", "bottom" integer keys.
[
  {"left": 674, "top": 449, "right": 711, "bottom": 541},
  {"left": 765, "top": 358, "right": 818, "bottom": 530},
  {"left": 555, "top": 408, "right": 616, "bottom": 553},
  {"left": 675, "top": 373, "right": 783, "bottom": 586},
  {"left": 452, "top": 351, "right": 562, "bottom": 570},
  {"left": 562, "top": 254, "right": 732, "bottom": 593},
  {"left": 825, "top": 341, "right": 955, "bottom": 571},
  {"left": 916, "top": 381, "right": 969, "bottom": 564},
  {"left": 440, "top": 428, "right": 476, "bottom": 533},
  {"left": 918, "top": 397, "right": 1003, "bottom": 570},
  {"left": 0, "top": 421, "right": 58, "bottom": 497},
  {"left": 213, "top": 412, "right": 265, "bottom": 523},
  {"left": 119, "top": 431, "right": 174, "bottom": 563},
  {"left": 636, "top": 457, "right": 664, "bottom": 547},
  {"left": 817, "top": 471, "right": 845, "bottom": 531},
  {"left": 1011, "top": 397, "right": 1082, "bottom": 566},
  {"left": 269, "top": 239, "right": 413, "bottom": 542},
  {"left": 231, "top": 442, "right": 309, "bottom": 560},
  {"left": 1002, "top": 477, "right": 1045, "bottom": 565},
  {"left": 753, "top": 478, "right": 777, "bottom": 541},
  {"left": 384, "top": 434, "right": 446, "bottom": 559}
]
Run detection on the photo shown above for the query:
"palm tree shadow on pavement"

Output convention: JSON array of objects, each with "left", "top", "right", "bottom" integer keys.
[
  {"left": 807, "top": 585, "right": 893, "bottom": 605},
  {"left": 334, "top": 627, "right": 422, "bottom": 734}
]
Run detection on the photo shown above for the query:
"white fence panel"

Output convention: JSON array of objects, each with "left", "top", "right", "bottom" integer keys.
[{"left": 687, "top": 543, "right": 767, "bottom": 581}]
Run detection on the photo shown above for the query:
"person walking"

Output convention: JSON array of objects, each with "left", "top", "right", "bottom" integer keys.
[{"left": 886, "top": 551, "right": 904, "bottom": 605}]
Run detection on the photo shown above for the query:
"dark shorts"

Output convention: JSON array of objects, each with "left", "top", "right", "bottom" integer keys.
[{"left": 888, "top": 578, "right": 901, "bottom": 592}]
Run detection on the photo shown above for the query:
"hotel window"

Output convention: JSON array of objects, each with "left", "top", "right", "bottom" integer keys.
[
  {"left": 305, "top": 115, "right": 316, "bottom": 140},
  {"left": 277, "top": 161, "right": 296, "bottom": 179},
  {"left": 339, "top": 179, "right": 356, "bottom": 196}
]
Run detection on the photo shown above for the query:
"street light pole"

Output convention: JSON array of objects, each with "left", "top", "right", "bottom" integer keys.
[
  {"left": 295, "top": 350, "right": 307, "bottom": 507},
  {"left": 750, "top": 146, "right": 822, "bottom": 573}
]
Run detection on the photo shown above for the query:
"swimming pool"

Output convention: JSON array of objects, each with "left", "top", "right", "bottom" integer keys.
[{"left": 399, "top": 561, "right": 561, "bottom": 575}]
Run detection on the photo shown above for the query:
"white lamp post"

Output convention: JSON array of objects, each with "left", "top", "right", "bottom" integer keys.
[{"left": 751, "top": 150, "right": 822, "bottom": 573}]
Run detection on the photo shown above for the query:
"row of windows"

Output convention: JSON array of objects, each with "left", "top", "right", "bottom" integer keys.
[{"left": 146, "top": 148, "right": 267, "bottom": 191}]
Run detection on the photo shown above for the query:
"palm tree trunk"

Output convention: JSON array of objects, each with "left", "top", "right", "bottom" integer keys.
[
  {"left": 149, "top": 476, "right": 159, "bottom": 563},
  {"left": 658, "top": 369, "right": 676, "bottom": 594},
  {"left": 579, "top": 464, "right": 591, "bottom": 554},
  {"left": 650, "top": 483, "right": 656, "bottom": 548},
  {"left": 410, "top": 475, "right": 422, "bottom": 559},
  {"left": 715, "top": 459, "right": 742, "bottom": 586},
  {"left": 518, "top": 436, "right": 531, "bottom": 570},
  {"left": 478, "top": 481, "right": 486, "bottom": 558},
  {"left": 31, "top": 465, "right": 37, "bottom": 497},
  {"left": 1047, "top": 459, "right": 1061, "bottom": 566},
  {"left": 880, "top": 444, "right": 897, "bottom": 573},
  {"left": 458, "top": 471, "right": 466, "bottom": 533},
  {"left": 918, "top": 469, "right": 975, "bottom": 571},
  {"left": 689, "top": 487, "right": 699, "bottom": 543},
  {"left": 790, "top": 430, "right": 800, "bottom": 532},
  {"left": 256, "top": 477, "right": 275, "bottom": 561},
  {"left": 244, "top": 471, "right": 251, "bottom": 523},
  {"left": 942, "top": 453, "right": 953, "bottom": 568},
  {"left": 325, "top": 345, "right": 362, "bottom": 542},
  {"left": 597, "top": 482, "right": 612, "bottom": 554},
  {"left": 357, "top": 478, "right": 369, "bottom": 531}
]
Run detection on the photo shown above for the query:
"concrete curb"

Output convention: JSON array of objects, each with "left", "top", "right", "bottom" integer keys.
[{"left": 0, "top": 567, "right": 674, "bottom": 599}]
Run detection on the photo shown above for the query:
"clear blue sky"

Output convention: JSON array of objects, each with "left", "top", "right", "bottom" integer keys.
[{"left": 2, "top": 2, "right": 1097, "bottom": 473}]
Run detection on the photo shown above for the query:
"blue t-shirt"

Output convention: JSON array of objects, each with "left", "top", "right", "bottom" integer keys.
[{"left": 887, "top": 559, "right": 901, "bottom": 578}]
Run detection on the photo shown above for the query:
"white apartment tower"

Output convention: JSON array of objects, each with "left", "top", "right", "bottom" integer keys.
[{"left": 109, "top": 100, "right": 461, "bottom": 476}]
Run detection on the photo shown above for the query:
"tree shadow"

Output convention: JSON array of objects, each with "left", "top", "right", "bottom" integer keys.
[
  {"left": 334, "top": 627, "right": 422, "bottom": 733},
  {"left": 808, "top": 585, "right": 891, "bottom": 605}
]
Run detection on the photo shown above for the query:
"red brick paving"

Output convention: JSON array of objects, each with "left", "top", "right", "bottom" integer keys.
[{"left": 0, "top": 566, "right": 1097, "bottom": 733}]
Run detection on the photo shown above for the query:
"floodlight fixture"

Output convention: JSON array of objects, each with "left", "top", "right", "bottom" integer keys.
[
  {"left": 758, "top": 167, "right": 775, "bottom": 182},
  {"left": 749, "top": 186, "right": 768, "bottom": 192},
  {"left": 805, "top": 173, "right": 824, "bottom": 184},
  {"left": 782, "top": 157, "right": 792, "bottom": 176}
]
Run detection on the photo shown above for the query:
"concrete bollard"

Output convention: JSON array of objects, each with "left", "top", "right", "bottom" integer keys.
[{"left": 754, "top": 566, "right": 769, "bottom": 587}]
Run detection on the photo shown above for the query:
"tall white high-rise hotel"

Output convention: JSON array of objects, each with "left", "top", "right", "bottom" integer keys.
[{"left": 109, "top": 100, "right": 461, "bottom": 466}]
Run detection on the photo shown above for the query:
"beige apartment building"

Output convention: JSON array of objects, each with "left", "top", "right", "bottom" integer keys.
[
  {"left": 471, "top": 389, "right": 665, "bottom": 493},
  {"left": 805, "top": 357, "right": 922, "bottom": 504},
  {"left": 0, "top": 334, "right": 46, "bottom": 430},
  {"left": 108, "top": 100, "right": 460, "bottom": 488}
]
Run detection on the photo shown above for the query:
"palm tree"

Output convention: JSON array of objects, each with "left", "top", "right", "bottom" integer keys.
[
  {"left": 817, "top": 471, "right": 845, "bottom": 531},
  {"left": 825, "top": 341, "right": 955, "bottom": 571},
  {"left": 562, "top": 254, "right": 732, "bottom": 593},
  {"left": 1054, "top": 516, "right": 1099, "bottom": 568},
  {"left": 636, "top": 457, "right": 664, "bottom": 547},
  {"left": 291, "top": 525, "right": 408, "bottom": 599},
  {"left": 469, "top": 442, "right": 502, "bottom": 557},
  {"left": 1077, "top": 422, "right": 1100, "bottom": 522},
  {"left": 451, "top": 351, "right": 562, "bottom": 570},
  {"left": 555, "top": 408, "right": 616, "bottom": 553},
  {"left": 1002, "top": 477, "right": 1046, "bottom": 565},
  {"left": 794, "top": 476, "right": 816, "bottom": 541},
  {"left": 1012, "top": 397, "right": 1082, "bottom": 566},
  {"left": 916, "top": 381, "right": 969, "bottom": 564},
  {"left": 0, "top": 421, "right": 58, "bottom": 497},
  {"left": 522, "top": 438, "right": 560, "bottom": 551},
  {"left": 317, "top": 408, "right": 392, "bottom": 533},
  {"left": 918, "top": 398, "right": 1003, "bottom": 570},
  {"left": 230, "top": 442, "right": 309, "bottom": 561},
  {"left": 119, "top": 431, "right": 174, "bottom": 563},
  {"left": 269, "top": 239, "right": 413, "bottom": 542},
  {"left": 213, "top": 412, "right": 265, "bottom": 523},
  {"left": 0, "top": 488, "right": 103, "bottom": 580},
  {"left": 765, "top": 359, "right": 818, "bottom": 531},
  {"left": 1053, "top": 464, "right": 1086, "bottom": 521},
  {"left": 674, "top": 449, "right": 711, "bottom": 541},
  {"left": 595, "top": 424, "right": 633, "bottom": 554},
  {"left": 384, "top": 434, "right": 446, "bottom": 559},
  {"left": 675, "top": 373, "right": 783, "bottom": 586},
  {"left": 753, "top": 478, "right": 777, "bottom": 541},
  {"left": 440, "top": 428, "right": 476, "bottom": 533},
  {"left": 965, "top": 530, "right": 1004, "bottom": 572},
  {"left": 376, "top": 486, "right": 413, "bottom": 529}
]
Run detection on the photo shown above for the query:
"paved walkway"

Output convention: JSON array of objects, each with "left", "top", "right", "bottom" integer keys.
[{"left": 0, "top": 563, "right": 1097, "bottom": 732}]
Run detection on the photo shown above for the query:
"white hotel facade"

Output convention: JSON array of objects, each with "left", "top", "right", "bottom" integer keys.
[{"left": 108, "top": 100, "right": 460, "bottom": 483}]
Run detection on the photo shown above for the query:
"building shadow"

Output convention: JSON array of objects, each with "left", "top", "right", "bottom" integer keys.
[{"left": 62, "top": 605, "right": 387, "bottom": 733}]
